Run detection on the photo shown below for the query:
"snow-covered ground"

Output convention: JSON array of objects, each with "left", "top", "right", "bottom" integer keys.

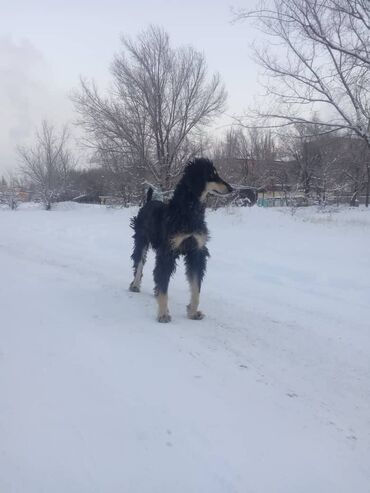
[{"left": 1, "top": 203, "right": 369, "bottom": 492}]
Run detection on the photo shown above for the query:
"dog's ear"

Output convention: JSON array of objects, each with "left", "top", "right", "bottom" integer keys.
[{"left": 146, "top": 187, "right": 153, "bottom": 203}]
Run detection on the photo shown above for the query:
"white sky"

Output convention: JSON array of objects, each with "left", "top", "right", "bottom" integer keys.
[{"left": 0, "top": 0, "right": 262, "bottom": 175}]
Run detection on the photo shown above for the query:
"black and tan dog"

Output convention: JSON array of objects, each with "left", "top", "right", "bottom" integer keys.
[{"left": 129, "top": 158, "right": 233, "bottom": 322}]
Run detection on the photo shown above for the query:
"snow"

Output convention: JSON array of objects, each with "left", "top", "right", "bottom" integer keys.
[{"left": 1, "top": 202, "right": 369, "bottom": 492}]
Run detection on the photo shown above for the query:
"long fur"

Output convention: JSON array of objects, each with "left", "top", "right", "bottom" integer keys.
[{"left": 129, "top": 157, "right": 233, "bottom": 322}]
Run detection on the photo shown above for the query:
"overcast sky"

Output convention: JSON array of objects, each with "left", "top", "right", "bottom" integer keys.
[{"left": 0, "top": 0, "right": 262, "bottom": 175}]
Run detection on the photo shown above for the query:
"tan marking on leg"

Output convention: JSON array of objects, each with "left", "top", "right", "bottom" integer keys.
[
  {"left": 186, "top": 277, "right": 204, "bottom": 320},
  {"left": 188, "top": 278, "right": 200, "bottom": 313},
  {"left": 129, "top": 247, "right": 147, "bottom": 292},
  {"left": 157, "top": 293, "right": 171, "bottom": 323}
]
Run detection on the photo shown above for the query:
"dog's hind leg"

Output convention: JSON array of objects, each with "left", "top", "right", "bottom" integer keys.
[
  {"left": 184, "top": 248, "right": 208, "bottom": 320},
  {"left": 153, "top": 250, "right": 176, "bottom": 323},
  {"left": 129, "top": 237, "right": 148, "bottom": 293}
]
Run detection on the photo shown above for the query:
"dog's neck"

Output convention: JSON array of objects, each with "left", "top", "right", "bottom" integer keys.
[
  {"left": 170, "top": 181, "right": 206, "bottom": 211},
  {"left": 166, "top": 172, "right": 208, "bottom": 233}
]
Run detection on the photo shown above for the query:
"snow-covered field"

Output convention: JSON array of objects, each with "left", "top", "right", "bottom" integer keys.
[{"left": 1, "top": 203, "right": 369, "bottom": 492}]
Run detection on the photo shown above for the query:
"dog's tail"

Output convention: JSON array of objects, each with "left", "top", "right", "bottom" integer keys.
[
  {"left": 146, "top": 187, "right": 154, "bottom": 203},
  {"left": 130, "top": 216, "right": 137, "bottom": 230}
]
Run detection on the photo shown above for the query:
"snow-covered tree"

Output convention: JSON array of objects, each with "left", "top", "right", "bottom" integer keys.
[
  {"left": 237, "top": 0, "right": 370, "bottom": 206},
  {"left": 72, "top": 25, "right": 226, "bottom": 192},
  {"left": 18, "top": 121, "right": 76, "bottom": 210}
]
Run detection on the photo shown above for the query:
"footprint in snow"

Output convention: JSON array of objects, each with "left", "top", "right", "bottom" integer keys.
[{"left": 286, "top": 392, "right": 298, "bottom": 398}]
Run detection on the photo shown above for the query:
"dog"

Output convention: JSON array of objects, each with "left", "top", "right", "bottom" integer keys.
[{"left": 129, "top": 158, "right": 233, "bottom": 322}]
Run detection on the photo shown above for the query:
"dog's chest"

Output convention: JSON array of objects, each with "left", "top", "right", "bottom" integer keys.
[{"left": 170, "top": 232, "right": 208, "bottom": 251}]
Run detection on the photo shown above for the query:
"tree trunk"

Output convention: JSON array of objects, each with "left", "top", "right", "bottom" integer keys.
[
  {"left": 350, "top": 189, "right": 358, "bottom": 207},
  {"left": 365, "top": 163, "right": 370, "bottom": 208}
]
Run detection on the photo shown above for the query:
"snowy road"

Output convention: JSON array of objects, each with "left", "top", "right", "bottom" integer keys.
[{"left": 1, "top": 203, "right": 369, "bottom": 492}]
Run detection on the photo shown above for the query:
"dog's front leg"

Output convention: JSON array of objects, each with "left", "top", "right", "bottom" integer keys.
[
  {"left": 153, "top": 249, "right": 176, "bottom": 323},
  {"left": 129, "top": 244, "right": 148, "bottom": 293},
  {"left": 184, "top": 247, "right": 208, "bottom": 320}
]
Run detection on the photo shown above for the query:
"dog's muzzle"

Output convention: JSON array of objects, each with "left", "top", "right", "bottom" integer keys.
[{"left": 217, "top": 180, "right": 234, "bottom": 195}]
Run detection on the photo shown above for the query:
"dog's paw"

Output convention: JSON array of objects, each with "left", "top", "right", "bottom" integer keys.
[
  {"left": 157, "top": 313, "right": 172, "bottom": 323},
  {"left": 129, "top": 283, "right": 140, "bottom": 293},
  {"left": 187, "top": 306, "right": 205, "bottom": 320}
]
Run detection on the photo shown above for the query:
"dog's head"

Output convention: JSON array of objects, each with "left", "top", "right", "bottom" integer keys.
[{"left": 183, "top": 158, "right": 233, "bottom": 200}]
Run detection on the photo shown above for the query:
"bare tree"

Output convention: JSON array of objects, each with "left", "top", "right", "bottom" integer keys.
[
  {"left": 18, "top": 121, "right": 76, "bottom": 210},
  {"left": 236, "top": 0, "right": 370, "bottom": 206},
  {"left": 72, "top": 25, "right": 226, "bottom": 192},
  {"left": 213, "top": 126, "right": 276, "bottom": 187},
  {"left": 6, "top": 174, "right": 20, "bottom": 210},
  {"left": 277, "top": 121, "right": 349, "bottom": 204},
  {"left": 0, "top": 175, "right": 19, "bottom": 210},
  {"left": 213, "top": 127, "right": 250, "bottom": 184},
  {"left": 337, "top": 135, "right": 370, "bottom": 205},
  {"left": 280, "top": 123, "right": 323, "bottom": 198}
]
